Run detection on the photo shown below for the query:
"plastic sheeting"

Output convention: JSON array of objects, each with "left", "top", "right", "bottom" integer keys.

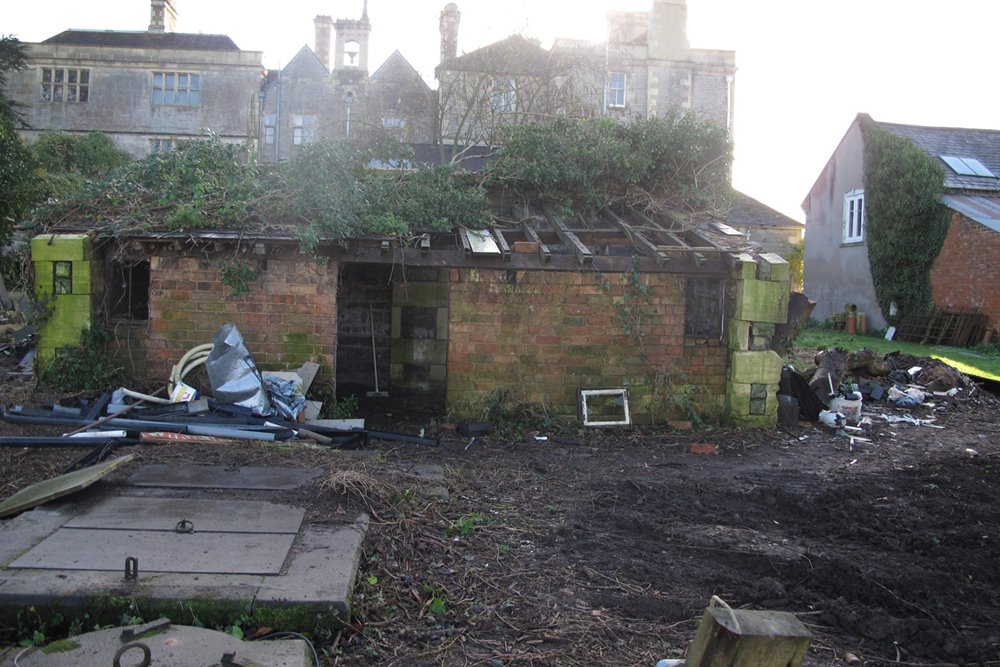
[{"left": 205, "top": 324, "right": 273, "bottom": 417}]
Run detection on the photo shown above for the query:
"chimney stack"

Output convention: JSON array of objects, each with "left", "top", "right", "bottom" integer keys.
[
  {"left": 439, "top": 3, "right": 460, "bottom": 63},
  {"left": 149, "top": 0, "right": 178, "bottom": 32},
  {"left": 315, "top": 15, "right": 334, "bottom": 71}
]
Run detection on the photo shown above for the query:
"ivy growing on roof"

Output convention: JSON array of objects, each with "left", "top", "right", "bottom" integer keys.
[
  {"left": 31, "top": 114, "right": 733, "bottom": 242},
  {"left": 861, "top": 119, "right": 949, "bottom": 320}
]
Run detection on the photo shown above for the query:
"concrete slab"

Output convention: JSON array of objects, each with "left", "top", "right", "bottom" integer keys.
[
  {"left": 10, "top": 528, "right": 297, "bottom": 574},
  {"left": 0, "top": 623, "right": 309, "bottom": 667},
  {"left": 0, "top": 486, "right": 368, "bottom": 632},
  {"left": 125, "top": 464, "right": 320, "bottom": 490},
  {"left": 64, "top": 496, "right": 304, "bottom": 533}
]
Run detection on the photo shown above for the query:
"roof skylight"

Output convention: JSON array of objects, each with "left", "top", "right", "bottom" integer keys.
[{"left": 940, "top": 155, "right": 997, "bottom": 178}]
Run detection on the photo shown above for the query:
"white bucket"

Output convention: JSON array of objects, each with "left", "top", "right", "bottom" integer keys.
[{"left": 829, "top": 395, "right": 862, "bottom": 422}]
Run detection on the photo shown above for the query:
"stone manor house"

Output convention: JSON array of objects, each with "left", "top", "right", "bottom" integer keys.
[{"left": 6, "top": 0, "right": 736, "bottom": 162}]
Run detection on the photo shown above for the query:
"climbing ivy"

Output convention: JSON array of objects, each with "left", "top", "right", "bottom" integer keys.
[{"left": 862, "top": 120, "right": 949, "bottom": 320}]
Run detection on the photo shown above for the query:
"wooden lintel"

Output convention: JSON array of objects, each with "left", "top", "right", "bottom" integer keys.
[
  {"left": 492, "top": 229, "right": 512, "bottom": 262},
  {"left": 523, "top": 227, "right": 551, "bottom": 263},
  {"left": 543, "top": 205, "right": 593, "bottom": 266}
]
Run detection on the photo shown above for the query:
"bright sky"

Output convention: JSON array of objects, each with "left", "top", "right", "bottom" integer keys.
[{"left": 6, "top": 0, "right": 999, "bottom": 223}]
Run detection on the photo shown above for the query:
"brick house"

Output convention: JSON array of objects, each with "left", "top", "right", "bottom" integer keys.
[
  {"left": 33, "top": 207, "right": 791, "bottom": 428},
  {"left": 803, "top": 113, "right": 1000, "bottom": 333}
]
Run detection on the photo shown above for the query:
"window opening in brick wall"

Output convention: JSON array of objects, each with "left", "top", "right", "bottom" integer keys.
[
  {"left": 53, "top": 261, "right": 73, "bottom": 295},
  {"left": 108, "top": 259, "right": 150, "bottom": 321},
  {"left": 152, "top": 71, "right": 200, "bottom": 106},
  {"left": 684, "top": 277, "right": 724, "bottom": 337},
  {"left": 41, "top": 68, "right": 90, "bottom": 103}
]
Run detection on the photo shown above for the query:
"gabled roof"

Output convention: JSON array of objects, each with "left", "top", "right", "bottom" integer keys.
[
  {"left": 726, "top": 192, "right": 802, "bottom": 229},
  {"left": 371, "top": 50, "right": 426, "bottom": 86},
  {"left": 282, "top": 45, "right": 329, "bottom": 77},
  {"left": 438, "top": 34, "right": 551, "bottom": 76},
  {"left": 875, "top": 118, "right": 1000, "bottom": 193},
  {"left": 41, "top": 29, "right": 241, "bottom": 51}
]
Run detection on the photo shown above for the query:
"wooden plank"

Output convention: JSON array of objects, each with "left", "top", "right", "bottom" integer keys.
[
  {"left": 522, "top": 227, "right": 551, "bottom": 263},
  {"left": 604, "top": 210, "right": 668, "bottom": 266},
  {"left": 492, "top": 228, "right": 512, "bottom": 262},
  {"left": 686, "top": 607, "right": 811, "bottom": 667},
  {"left": 9, "top": 528, "right": 296, "bottom": 575},
  {"left": 64, "top": 497, "right": 304, "bottom": 533},
  {"left": 0, "top": 455, "right": 136, "bottom": 519}
]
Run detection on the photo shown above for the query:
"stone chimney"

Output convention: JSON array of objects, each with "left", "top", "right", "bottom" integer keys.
[
  {"left": 439, "top": 3, "right": 460, "bottom": 63},
  {"left": 648, "top": 0, "right": 690, "bottom": 61},
  {"left": 315, "top": 15, "right": 334, "bottom": 71},
  {"left": 149, "top": 0, "right": 178, "bottom": 32}
]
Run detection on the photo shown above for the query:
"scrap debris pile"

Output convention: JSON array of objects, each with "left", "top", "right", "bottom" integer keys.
[
  {"left": 1, "top": 324, "right": 438, "bottom": 469},
  {"left": 780, "top": 345, "right": 982, "bottom": 434}
]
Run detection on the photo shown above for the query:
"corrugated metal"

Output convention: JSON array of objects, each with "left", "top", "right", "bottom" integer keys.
[{"left": 942, "top": 194, "right": 1000, "bottom": 234}]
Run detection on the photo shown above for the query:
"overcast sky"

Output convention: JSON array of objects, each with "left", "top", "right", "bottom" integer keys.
[{"left": 6, "top": 0, "right": 999, "bottom": 222}]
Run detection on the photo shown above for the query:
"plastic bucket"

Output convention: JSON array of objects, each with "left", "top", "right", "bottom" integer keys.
[{"left": 829, "top": 395, "right": 862, "bottom": 422}]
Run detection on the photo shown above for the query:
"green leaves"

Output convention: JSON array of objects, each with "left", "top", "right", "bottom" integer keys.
[{"left": 862, "top": 121, "right": 948, "bottom": 320}]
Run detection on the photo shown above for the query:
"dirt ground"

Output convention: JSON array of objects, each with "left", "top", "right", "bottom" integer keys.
[{"left": 2, "top": 346, "right": 1000, "bottom": 666}]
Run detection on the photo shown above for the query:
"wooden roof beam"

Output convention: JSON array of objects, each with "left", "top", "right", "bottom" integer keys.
[
  {"left": 604, "top": 209, "right": 668, "bottom": 266},
  {"left": 523, "top": 226, "right": 551, "bottom": 263},
  {"left": 543, "top": 205, "right": 593, "bottom": 266}
]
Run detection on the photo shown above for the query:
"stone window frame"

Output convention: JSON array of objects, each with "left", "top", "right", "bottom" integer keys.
[
  {"left": 149, "top": 137, "right": 178, "bottom": 154},
  {"left": 40, "top": 67, "right": 90, "bottom": 103},
  {"left": 292, "top": 114, "right": 315, "bottom": 145},
  {"left": 608, "top": 71, "right": 627, "bottom": 108},
  {"left": 491, "top": 76, "right": 516, "bottom": 113},
  {"left": 151, "top": 71, "right": 201, "bottom": 106},
  {"left": 264, "top": 114, "right": 277, "bottom": 145},
  {"left": 843, "top": 189, "right": 865, "bottom": 244}
]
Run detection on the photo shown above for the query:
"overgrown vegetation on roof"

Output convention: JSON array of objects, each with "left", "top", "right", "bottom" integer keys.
[
  {"left": 862, "top": 119, "right": 949, "bottom": 320},
  {"left": 29, "top": 113, "right": 732, "bottom": 243}
]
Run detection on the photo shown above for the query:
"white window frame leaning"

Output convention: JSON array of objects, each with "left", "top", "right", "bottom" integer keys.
[
  {"left": 608, "top": 71, "right": 626, "bottom": 108},
  {"left": 843, "top": 189, "right": 865, "bottom": 243}
]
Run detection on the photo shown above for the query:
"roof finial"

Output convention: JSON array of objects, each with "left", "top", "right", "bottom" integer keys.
[{"left": 362, "top": 0, "right": 369, "bottom": 21}]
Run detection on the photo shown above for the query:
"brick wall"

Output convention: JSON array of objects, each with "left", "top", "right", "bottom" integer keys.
[
  {"left": 931, "top": 212, "right": 1000, "bottom": 330},
  {"left": 119, "top": 249, "right": 337, "bottom": 381},
  {"left": 446, "top": 268, "right": 727, "bottom": 424}
]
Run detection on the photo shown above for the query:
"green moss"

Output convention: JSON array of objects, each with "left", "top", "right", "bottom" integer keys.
[{"left": 41, "top": 639, "right": 80, "bottom": 654}]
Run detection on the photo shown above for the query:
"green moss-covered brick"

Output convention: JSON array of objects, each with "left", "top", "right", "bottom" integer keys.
[
  {"left": 730, "top": 253, "right": 757, "bottom": 281},
  {"left": 734, "top": 279, "right": 789, "bottom": 324},
  {"left": 71, "top": 261, "right": 92, "bottom": 296},
  {"left": 729, "top": 319, "right": 751, "bottom": 351},
  {"left": 30, "top": 234, "right": 91, "bottom": 262},
  {"left": 33, "top": 261, "right": 54, "bottom": 296},
  {"left": 758, "top": 253, "right": 791, "bottom": 283},
  {"left": 38, "top": 295, "right": 92, "bottom": 351},
  {"left": 731, "top": 350, "right": 783, "bottom": 385}
]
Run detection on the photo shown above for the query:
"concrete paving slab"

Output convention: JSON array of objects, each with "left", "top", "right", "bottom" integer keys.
[
  {"left": 64, "top": 496, "right": 304, "bottom": 533},
  {"left": 0, "top": 485, "right": 368, "bottom": 633},
  {"left": 10, "top": 528, "right": 297, "bottom": 574},
  {"left": 125, "top": 464, "right": 320, "bottom": 490},
  {"left": 0, "top": 623, "right": 309, "bottom": 667}
]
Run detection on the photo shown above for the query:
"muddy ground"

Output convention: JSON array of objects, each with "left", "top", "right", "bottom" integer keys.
[{"left": 2, "top": 350, "right": 1000, "bottom": 666}]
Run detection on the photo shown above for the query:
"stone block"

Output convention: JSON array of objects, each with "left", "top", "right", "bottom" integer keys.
[
  {"left": 734, "top": 279, "right": 789, "bottom": 324},
  {"left": 758, "top": 253, "right": 791, "bottom": 283},
  {"left": 72, "top": 261, "right": 93, "bottom": 296},
  {"left": 730, "top": 253, "right": 757, "bottom": 281},
  {"left": 730, "top": 350, "right": 783, "bottom": 385},
  {"left": 436, "top": 307, "right": 449, "bottom": 340},
  {"left": 729, "top": 319, "right": 750, "bottom": 351},
  {"left": 30, "top": 234, "right": 92, "bottom": 262}
]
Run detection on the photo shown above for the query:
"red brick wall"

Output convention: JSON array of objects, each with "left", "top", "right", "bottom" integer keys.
[
  {"left": 931, "top": 213, "right": 1000, "bottom": 331},
  {"left": 113, "top": 250, "right": 337, "bottom": 382},
  {"left": 447, "top": 268, "right": 727, "bottom": 424}
]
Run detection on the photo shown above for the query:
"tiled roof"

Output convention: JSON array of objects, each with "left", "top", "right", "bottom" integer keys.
[
  {"left": 727, "top": 191, "right": 802, "bottom": 229},
  {"left": 42, "top": 30, "right": 241, "bottom": 52},
  {"left": 877, "top": 120, "right": 1000, "bottom": 193}
]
